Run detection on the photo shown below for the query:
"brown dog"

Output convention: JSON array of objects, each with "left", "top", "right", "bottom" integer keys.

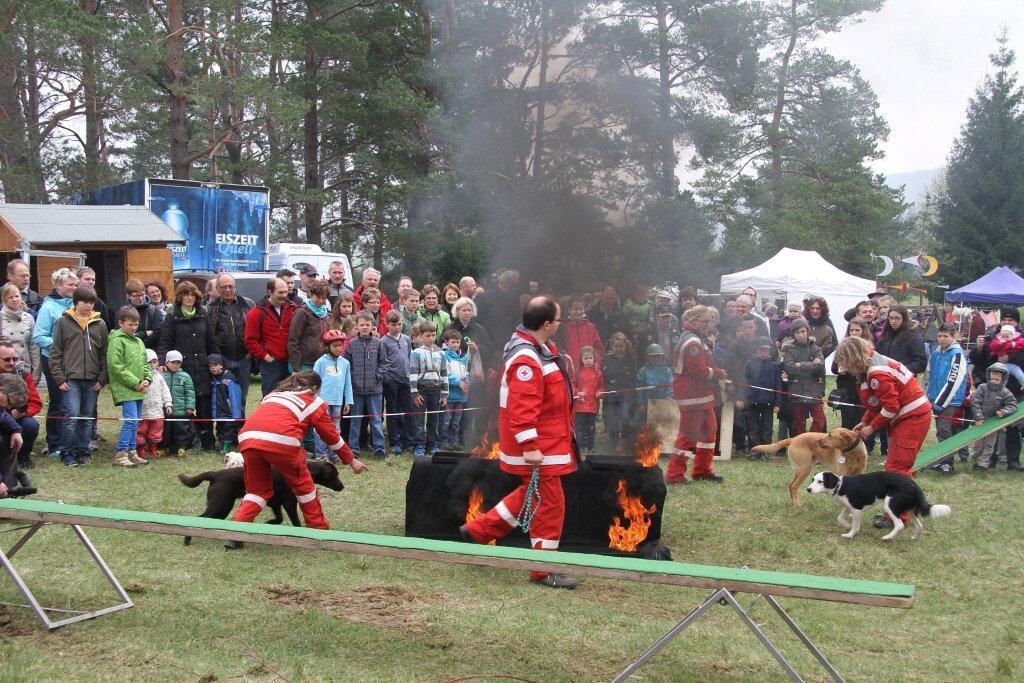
[{"left": 751, "top": 428, "right": 868, "bottom": 506}]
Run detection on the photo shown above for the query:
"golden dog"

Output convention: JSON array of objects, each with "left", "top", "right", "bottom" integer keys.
[{"left": 751, "top": 428, "right": 868, "bottom": 506}]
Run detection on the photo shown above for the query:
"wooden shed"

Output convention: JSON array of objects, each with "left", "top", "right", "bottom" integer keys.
[{"left": 0, "top": 204, "right": 183, "bottom": 304}]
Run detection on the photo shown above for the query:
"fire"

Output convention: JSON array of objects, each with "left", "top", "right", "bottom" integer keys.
[
  {"left": 465, "top": 487, "right": 496, "bottom": 545},
  {"left": 608, "top": 479, "right": 656, "bottom": 553},
  {"left": 634, "top": 426, "right": 661, "bottom": 467},
  {"left": 471, "top": 433, "right": 500, "bottom": 460}
]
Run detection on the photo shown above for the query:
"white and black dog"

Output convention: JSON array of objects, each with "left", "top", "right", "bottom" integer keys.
[{"left": 807, "top": 471, "right": 952, "bottom": 540}]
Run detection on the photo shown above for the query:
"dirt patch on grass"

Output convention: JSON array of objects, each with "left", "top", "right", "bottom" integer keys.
[
  {"left": 264, "top": 584, "right": 437, "bottom": 631},
  {"left": 573, "top": 582, "right": 681, "bottom": 620},
  {"left": 0, "top": 605, "right": 35, "bottom": 636}
]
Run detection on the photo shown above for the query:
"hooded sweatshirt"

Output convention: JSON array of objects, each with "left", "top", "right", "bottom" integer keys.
[{"left": 32, "top": 290, "right": 73, "bottom": 357}]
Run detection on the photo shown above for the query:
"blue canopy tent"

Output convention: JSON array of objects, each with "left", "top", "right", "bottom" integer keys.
[{"left": 945, "top": 266, "right": 1024, "bottom": 305}]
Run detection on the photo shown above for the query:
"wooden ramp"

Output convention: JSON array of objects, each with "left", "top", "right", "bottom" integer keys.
[
  {"left": 913, "top": 412, "right": 1024, "bottom": 471},
  {"left": 0, "top": 498, "right": 915, "bottom": 682}
]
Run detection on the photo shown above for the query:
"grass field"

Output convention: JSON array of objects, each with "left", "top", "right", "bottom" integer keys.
[{"left": 0, "top": 388, "right": 1022, "bottom": 682}]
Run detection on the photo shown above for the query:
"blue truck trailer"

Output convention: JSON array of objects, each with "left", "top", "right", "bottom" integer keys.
[{"left": 75, "top": 178, "right": 270, "bottom": 273}]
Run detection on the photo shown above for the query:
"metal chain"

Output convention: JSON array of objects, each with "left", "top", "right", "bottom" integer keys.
[{"left": 516, "top": 467, "right": 542, "bottom": 533}]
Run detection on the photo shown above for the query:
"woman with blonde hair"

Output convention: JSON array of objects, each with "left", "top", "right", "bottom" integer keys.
[
  {"left": 31, "top": 267, "right": 79, "bottom": 456},
  {"left": 0, "top": 283, "right": 40, "bottom": 380},
  {"left": 836, "top": 335, "right": 932, "bottom": 529}
]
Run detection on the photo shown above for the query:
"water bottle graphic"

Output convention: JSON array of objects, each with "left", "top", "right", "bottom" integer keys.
[{"left": 161, "top": 201, "right": 190, "bottom": 269}]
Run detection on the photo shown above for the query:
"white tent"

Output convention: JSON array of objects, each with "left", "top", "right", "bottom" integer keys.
[{"left": 720, "top": 248, "right": 876, "bottom": 357}]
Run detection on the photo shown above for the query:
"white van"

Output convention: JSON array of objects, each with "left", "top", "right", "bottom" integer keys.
[{"left": 266, "top": 243, "right": 354, "bottom": 288}]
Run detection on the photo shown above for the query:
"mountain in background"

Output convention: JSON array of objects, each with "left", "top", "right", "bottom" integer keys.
[{"left": 885, "top": 167, "right": 943, "bottom": 207}]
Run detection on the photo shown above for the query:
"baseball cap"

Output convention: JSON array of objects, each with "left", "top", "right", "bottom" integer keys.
[
  {"left": 207, "top": 353, "right": 225, "bottom": 366},
  {"left": 300, "top": 265, "right": 318, "bottom": 276},
  {"left": 165, "top": 350, "right": 183, "bottom": 363}
]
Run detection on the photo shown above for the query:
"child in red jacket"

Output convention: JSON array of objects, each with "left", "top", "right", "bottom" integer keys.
[
  {"left": 559, "top": 297, "right": 603, "bottom": 373},
  {"left": 989, "top": 325, "right": 1024, "bottom": 386},
  {"left": 573, "top": 346, "right": 603, "bottom": 455}
]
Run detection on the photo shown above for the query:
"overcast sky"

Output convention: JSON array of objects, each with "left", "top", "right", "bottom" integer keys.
[{"left": 824, "top": 0, "right": 1024, "bottom": 176}]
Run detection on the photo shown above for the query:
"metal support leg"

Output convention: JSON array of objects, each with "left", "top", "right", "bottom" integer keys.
[
  {"left": 0, "top": 522, "right": 134, "bottom": 630},
  {"left": 613, "top": 588, "right": 846, "bottom": 683},
  {"left": 764, "top": 595, "right": 845, "bottom": 683}
]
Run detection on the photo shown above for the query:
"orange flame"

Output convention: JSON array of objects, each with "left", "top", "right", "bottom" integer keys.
[
  {"left": 608, "top": 479, "right": 656, "bottom": 552},
  {"left": 465, "top": 487, "right": 496, "bottom": 545},
  {"left": 471, "top": 432, "right": 500, "bottom": 460},
  {"left": 634, "top": 426, "right": 661, "bottom": 468}
]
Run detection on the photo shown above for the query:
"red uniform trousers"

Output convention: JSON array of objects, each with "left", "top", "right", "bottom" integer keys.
[
  {"left": 667, "top": 408, "right": 717, "bottom": 482},
  {"left": 136, "top": 418, "right": 164, "bottom": 448},
  {"left": 880, "top": 411, "right": 930, "bottom": 523},
  {"left": 883, "top": 411, "right": 931, "bottom": 478},
  {"left": 232, "top": 447, "right": 329, "bottom": 529},
  {"left": 463, "top": 473, "right": 565, "bottom": 580},
  {"left": 791, "top": 403, "right": 826, "bottom": 435}
]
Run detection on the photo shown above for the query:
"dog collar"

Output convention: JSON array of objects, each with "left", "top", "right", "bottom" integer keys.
[{"left": 842, "top": 436, "right": 863, "bottom": 454}]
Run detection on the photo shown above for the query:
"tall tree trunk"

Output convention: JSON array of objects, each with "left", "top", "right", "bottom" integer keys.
[
  {"left": 372, "top": 188, "right": 384, "bottom": 271},
  {"left": 655, "top": 0, "right": 675, "bottom": 199},
  {"left": 768, "top": 0, "right": 798, "bottom": 216},
  {"left": 168, "top": 0, "right": 189, "bottom": 179},
  {"left": 0, "top": 2, "right": 45, "bottom": 202},
  {"left": 302, "top": 1, "right": 323, "bottom": 245},
  {"left": 222, "top": 2, "right": 244, "bottom": 184},
  {"left": 78, "top": 0, "right": 102, "bottom": 190},
  {"left": 531, "top": 0, "right": 549, "bottom": 180}
]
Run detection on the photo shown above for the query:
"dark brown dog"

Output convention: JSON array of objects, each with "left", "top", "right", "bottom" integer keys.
[
  {"left": 751, "top": 427, "right": 868, "bottom": 507},
  {"left": 178, "top": 460, "right": 344, "bottom": 545}
]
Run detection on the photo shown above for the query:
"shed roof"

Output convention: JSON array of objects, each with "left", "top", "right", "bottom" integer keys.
[{"left": 0, "top": 204, "right": 183, "bottom": 245}]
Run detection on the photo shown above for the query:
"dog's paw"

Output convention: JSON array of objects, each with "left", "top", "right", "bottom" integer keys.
[{"left": 841, "top": 531, "right": 857, "bottom": 539}]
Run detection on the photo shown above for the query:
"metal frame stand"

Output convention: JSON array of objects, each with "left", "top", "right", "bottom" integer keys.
[
  {"left": 613, "top": 588, "right": 845, "bottom": 683},
  {"left": 0, "top": 521, "right": 134, "bottom": 630}
]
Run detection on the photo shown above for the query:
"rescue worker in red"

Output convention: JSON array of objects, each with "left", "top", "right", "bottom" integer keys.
[
  {"left": 666, "top": 305, "right": 726, "bottom": 483},
  {"left": 460, "top": 296, "right": 580, "bottom": 589},
  {"left": 836, "top": 336, "right": 931, "bottom": 529},
  {"left": 232, "top": 370, "right": 367, "bottom": 535}
]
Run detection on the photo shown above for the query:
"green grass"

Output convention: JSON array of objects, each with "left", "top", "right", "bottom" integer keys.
[{"left": 0, "top": 389, "right": 1022, "bottom": 682}]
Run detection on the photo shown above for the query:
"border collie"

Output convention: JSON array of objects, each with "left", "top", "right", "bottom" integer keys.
[{"left": 807, "top": 471, "right": 951, "bottom": 541}]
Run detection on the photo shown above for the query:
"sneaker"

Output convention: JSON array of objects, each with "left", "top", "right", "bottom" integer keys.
[
  {"left": 87, "top": 442, "right": 98, "bottom": 452},
  {"left": 430, "top": 447, "right": 440, "bottom": 456},
  {"left": 692, "top": 473, "right": 724, "bottom": 483},
  {"left": 1007, "top": 463, "right": 1024, "bottom": 472},
  {"left": 390, "top": 445, "right": 402, "bottom": 456},
  {"left": 972, "top": 464, "right": 989, "bottom": 471},
  {"left": 413, "top": 446, "right": 425, "bottom": 458},
  {"left": 930, "top": 462, "right": 955, "bottom": 475},
  {"left": 224, "top": 540, "right": 244, "bottom": 550},
  {"left": 112, "top": 452, "right": 136, "bottom": 468},
  {"left": 372, "top": 449, "right": 386, "bottom": 459},
  {"left": 128, "top": 452, "right": 149, "bottom": 466},
  {"left": 75, "top": 454, "right": 91, "bottom": 466},
  {"left": 61, "top": 454, "right": 77, "bottom": 467},
  {"left": 530, "top": 573, "right": 578, "bottom": 589},
  {"left": 873, "top": 515, "right": 894, "bottom": 530}
]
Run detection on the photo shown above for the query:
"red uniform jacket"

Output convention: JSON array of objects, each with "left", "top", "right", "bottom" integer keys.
[
  {"left": 498, "top": 330, "right": 577, "bottom": 476},
  {"left": 353, "top": 285, "right": 394, "bottom": 319},
  {"left": 858, "top": 354, "right": 931, "bottom": 431},
  {"left": 573, "top": 366, "right": 603, "bottom": 414},
  {"left": 244, "top": 298, "right": 298, "bottom": 363},
  {"left": 672, "top": 325, "right": 725, "bottom": 413},
  {"left": 558, "top": 319, "right": 603, "bottom": 372},
  {"left": 239, "top": 390, "right": 354, "bottom": 463}
]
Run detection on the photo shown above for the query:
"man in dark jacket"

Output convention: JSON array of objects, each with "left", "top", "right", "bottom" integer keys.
[
  {"left": 6, "top": 259, "right": 40, "bottom": 317},
  {"left": 125, "top": 279, "right": 165, "bottom": 350},
  {"left": 473, "top": 269, "right": 522, "bottom": 345},
  {"left": 208, "top": 273, "right": 255, "bottom": 401},
  {"left": 736, "top": 337, "right": 781, "bottom": 453},
  {"left": 781, "top": 319, "right": 825, "bottom": 435},
  {"left": 587, "top": 286, "right": 626, "bottom": 341},
  {"left": 723, "top": 315, "right": 760, "bottom": 451},
  {"left": 76, "top": 267, "right": 115, "bottom": 331}
]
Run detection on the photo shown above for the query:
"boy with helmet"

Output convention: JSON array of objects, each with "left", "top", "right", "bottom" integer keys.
[{"left": 312, "top": 329, "right": 354, "bottom": 462}]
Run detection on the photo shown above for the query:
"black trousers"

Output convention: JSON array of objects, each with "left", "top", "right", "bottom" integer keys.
[{"left": 742, "top": 404, "right": 774, "bottom": 448}]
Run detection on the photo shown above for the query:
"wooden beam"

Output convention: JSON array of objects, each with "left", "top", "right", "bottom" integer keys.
[{"left": 0, "top": 508, "right": 913, "bottom": 609}]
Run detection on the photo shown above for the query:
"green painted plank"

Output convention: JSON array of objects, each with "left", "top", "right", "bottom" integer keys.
[
  {"left": 913, "top": 411, "right": 1024, "bottom": 471},
  {"left": 0, "top": 498, "right": 913, "bottom": 599}
]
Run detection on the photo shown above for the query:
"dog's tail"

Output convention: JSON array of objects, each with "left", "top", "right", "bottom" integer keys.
[
  {"left": 751, "top": 438, "right": 793, "bottom": 455},
  {"left": 915, "top": 487, "right": 952, "bottom": 518},
  {"left": 178, "top": 472, "right": 214, "bottom": 488}
]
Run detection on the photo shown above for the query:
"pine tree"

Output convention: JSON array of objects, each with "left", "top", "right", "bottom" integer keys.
[{"left": 936, "top": 31, "right": 1024, "bottom": 284}]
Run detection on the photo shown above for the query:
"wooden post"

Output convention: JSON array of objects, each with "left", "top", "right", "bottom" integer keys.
[{"left": 716, "top": 380, "right": 733, "bottom": 460}]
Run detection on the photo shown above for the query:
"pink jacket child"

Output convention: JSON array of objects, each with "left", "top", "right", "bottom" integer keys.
[
  {"left": 574, "top": 366, "right": 604, "bottom": 414},
  {"left": 559, "top": 318, "right": 603, "bottom": 373},
  {"left": 989, "top": 325, "right": 1024, "bottom": 357}
]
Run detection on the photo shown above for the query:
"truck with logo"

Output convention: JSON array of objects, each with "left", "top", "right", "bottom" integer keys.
[{"left": 75, "top": 177, "right": 270, "bottom": 273}]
